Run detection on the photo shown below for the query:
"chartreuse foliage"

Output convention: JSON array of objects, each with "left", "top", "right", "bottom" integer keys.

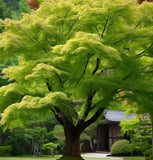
[
  {"left": 120, "top": 117, "right": 152, "bottom": 156},
  {"left": 0, "top": 0, "right": 153, "bottom": 158}
]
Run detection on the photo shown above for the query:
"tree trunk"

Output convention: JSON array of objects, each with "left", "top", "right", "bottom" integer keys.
[
  {"left": 89, "top": 138, "right": 94, "bottom": 152},
  {"left": 33, "top": 140, "right": 39, "bottom": 156},
  {"left": 58, "top": 120, "right": 84, "bottom": 160}
]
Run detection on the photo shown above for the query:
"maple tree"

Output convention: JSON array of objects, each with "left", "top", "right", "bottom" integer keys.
[{"left": 0, "top": 0, "right": 153, "bottom": 159}]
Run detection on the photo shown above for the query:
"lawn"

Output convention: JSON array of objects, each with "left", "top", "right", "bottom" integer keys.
[
  {"left": 121, "top": 157, "right": 145, "bottom": 160},
  {"left": 0, "top": 155, "right": 145, "bottom": 160}
]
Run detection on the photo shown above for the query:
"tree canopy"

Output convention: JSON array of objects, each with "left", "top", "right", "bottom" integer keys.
[{"left": 0, "top": 0, "right": 153, "bottom": 159}]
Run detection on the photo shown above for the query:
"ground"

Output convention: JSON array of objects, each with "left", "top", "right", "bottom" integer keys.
[{"left": 0, "top": 155, "right": 145, "bottom": 160}]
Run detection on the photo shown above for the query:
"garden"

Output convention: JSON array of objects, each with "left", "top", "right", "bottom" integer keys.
[{"left": 0, "top": 0, "right": 153, "bottom": 160}]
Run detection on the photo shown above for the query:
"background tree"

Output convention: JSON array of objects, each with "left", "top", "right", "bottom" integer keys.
[
  {"left": 0, "top": 0, "right": 10, "bottom": 20},
  {"left": 120, "top": 116, "right": 152, "bottom": 157},
  {"left": 19, "top": 0, "right": 31, "bottom": 14},
  {"left": 51, "top": 125, "right": 65, "bottom": 153},
  {"left": 0, "top": 0, "right": 153, "bottom": 160},
  {"left": 24, "top": 114, "right": 47, "bottom": 156}
]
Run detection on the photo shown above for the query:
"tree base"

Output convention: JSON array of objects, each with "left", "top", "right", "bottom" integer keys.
[{"left": 57, "top": 155, "right": 84, "bottom": 160}]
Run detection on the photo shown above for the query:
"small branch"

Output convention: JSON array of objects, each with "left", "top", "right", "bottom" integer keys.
[
  {"left": 65, "top": 19, "right": 78, "bottom": 37},
  {"left": 135, "top": 19, "right": 144, "bottom": 29},
  {"left": 46, "top": 78, "right": 52, "bottom": 91},
  {"left": 22, "top": 29, "right": 37, "bottom": 43},
  {"left": 137, "top": 42, "right": 153, "bottom": 57},
  {"left": 75, "top": 54, "right": 92, "bottom": 87},
  {"left": 101, "top": 17, "right": 109, "bottom": 39},
  {"left": 123, "top": 71, "right": 132, "bottom": 80},
  {"left": 113, "top": 36, "right": 139, "bottom": 45},
  {"left": 92, "top": 58, "right": 100, "bottom": 75},
  {"left": 22, "top": 29, "right": 48, "bottom": 53},
  {"left": 137, "top": 50, "right": 145, "bottom": 57}
]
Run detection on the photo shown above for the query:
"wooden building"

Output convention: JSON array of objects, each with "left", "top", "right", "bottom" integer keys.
[{"left": 96, "top": 110, "right": 135, "bottom": 151}]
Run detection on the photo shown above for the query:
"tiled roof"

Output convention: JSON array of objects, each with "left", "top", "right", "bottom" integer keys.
[{"left": 102, "top": 110, "right": 135, "bottom": 122}]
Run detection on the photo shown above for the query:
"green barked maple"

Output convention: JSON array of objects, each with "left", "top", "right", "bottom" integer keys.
[{"left": 0, "top": 0, "right": 153, "bottom": 159}]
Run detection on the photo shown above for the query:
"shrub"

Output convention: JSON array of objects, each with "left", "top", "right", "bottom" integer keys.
[
  {"left": 130, "top": 135, "right": 152, "bottom": 156},
  {"left": 145, "top": 154, "right": 153, "bottom": 160},
  {"left": 0, "top": 145, "right": 12, "bottom": 156},
  {"left": 111, "top": 139, "right": 132, "bottom": 156},
  {"left": 41, "top": 142, "right": 57, "bottom": 156}
]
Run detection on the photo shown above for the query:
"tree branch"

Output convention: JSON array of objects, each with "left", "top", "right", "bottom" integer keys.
[
  {"left": 46, "top": 78, "right": 52, "bottom": 91},
  {"left": 92, "top": 58, "right": 100, "bottom": 75},
  {"left": 75, "top": 54, "right": 92, "bottom": 87},
  {"left": 101, "top": 17, "right": 109, "bottom": 39},
  {"left": 50, "top": 107, "right": 63, "bottom": 125},
  {"left": 137, "top": 42, "right": 153, "bottom": 57},
  {"left": 123, "top": 71, "right": 132, "bottom": 80},
  {"left": 81, "top": 87, "right": 119, "bottom": 130},
  {"left": 22, "top": 29, "right": 48, "bottom": 53},
  {"left": 135, "top": 19, "right": 144, "bottom": 29},
  {"left": 113, "top": 36, "right": 139, "bottom": 45},
  {"left": 65, "top": 19, "right": 78, "bottom": 37},
  {"left": 83, "top": 108, "right": 104, "bottom": 130},
  {"left": 82, "top": 92, "right": 96, "bottom": 121}
]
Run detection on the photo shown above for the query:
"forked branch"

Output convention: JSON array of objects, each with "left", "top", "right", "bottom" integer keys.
[{"left": 101, "top": 17, "right": 109, "bottom": 39}]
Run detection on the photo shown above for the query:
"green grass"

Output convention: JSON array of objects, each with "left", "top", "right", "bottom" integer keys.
[
  {"left": 121, "top": 157, "right": 145, "bottom": 160},
  {"left": 0, "top": 155, "right": 145, "bottom": 160}
]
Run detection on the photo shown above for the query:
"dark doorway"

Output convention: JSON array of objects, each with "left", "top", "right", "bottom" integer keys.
[
  {"left": 101, "top": 125, "right": 109, "bottom": 151},
  {"left": 97, "top": 124, "right": 109, "bottom": 151}
]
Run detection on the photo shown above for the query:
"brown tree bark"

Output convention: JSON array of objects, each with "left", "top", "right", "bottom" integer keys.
[
  {"left": 58, "top": 115, "right": 84, "bottom": 160},
  {"left": 63, "top": 129, "right": 83, "bottom": 159},
  {"left": 58, "top": 130, "right": 84, "bottom": 159}
]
